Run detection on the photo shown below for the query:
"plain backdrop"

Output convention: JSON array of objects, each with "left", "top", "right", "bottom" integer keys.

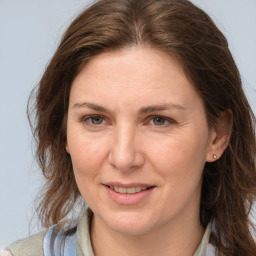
[{"left": 0, "top": 0, "right": 256, "bottom": 247}]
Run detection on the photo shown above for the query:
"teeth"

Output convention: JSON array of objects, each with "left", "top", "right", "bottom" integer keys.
[
  {"left": 118, "top": 187, "right": 126, "bottom": 193},
  {"left": 136, "top": 187, "right": 142, "bottom": 192},
  {"left": 127, "top": 187, "right": 136, "bottom": 194},
  {"left": 110, "top": 186, "right": 148, "bottom": 194}
]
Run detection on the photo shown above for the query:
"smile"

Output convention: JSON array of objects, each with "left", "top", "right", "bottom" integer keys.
[
  {"left": 103, "top": 183, "right": 155, "bottom": 204},
  {"left": 109, "top": 186, "right": 148, "bottom": 194}
]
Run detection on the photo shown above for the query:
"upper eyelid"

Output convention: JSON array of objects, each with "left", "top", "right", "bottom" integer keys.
[
  {"left": 81, "top": 114, "right": 173, "bottom": 119},
  {"left": 83, "top": 115, "right": 106, "bottom": 122},
  {"left": 147, "top": 115, "right": 175, "bottom": 122},
  {"left": 85, "top": 114, "right": 104, "bottom": 118},
  {"left": 81, "top": 114, "right": 175, "bottom": 125},
  {"left": 148, "top": 114, "right": 172, "bottom": 119}
]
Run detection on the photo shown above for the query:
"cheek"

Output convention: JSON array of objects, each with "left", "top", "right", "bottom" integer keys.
[
  {"left": 68, "top": 134, "right": 109, "bottom": 181},
  {"left": 146, "top": 135, "right": 206, "bottom": 216},
  {"left": 147, "top": 130, "right": 208, "bottom": 182},
  {"left": 68, "top": 135, "right": 110, "bottom": 204}
]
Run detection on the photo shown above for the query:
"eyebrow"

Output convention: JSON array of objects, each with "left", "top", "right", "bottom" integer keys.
[
  {"left": 138, "top": 104, "right": 186, "bottom": 114},
  {"left": 73, "top": 102, "right": 107, "bottom": 112},
  {"left": 72, "top": 102, "right": 186, "bottom": 114}
]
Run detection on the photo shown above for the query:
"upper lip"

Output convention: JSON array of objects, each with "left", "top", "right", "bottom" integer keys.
[{"left": 103, "top": 182, "right": 155, "bottom": 188}]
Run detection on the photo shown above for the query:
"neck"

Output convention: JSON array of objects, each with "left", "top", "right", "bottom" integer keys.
[{"left": 90, "top": 213, "right": 204, "bottom": 256}]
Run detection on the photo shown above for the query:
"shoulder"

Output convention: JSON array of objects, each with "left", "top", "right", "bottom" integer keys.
[{"left": 4, "top": 231, "right": 46, "bottom": 256}]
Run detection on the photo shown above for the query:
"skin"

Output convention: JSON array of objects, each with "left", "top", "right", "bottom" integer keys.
[{"left": 66, "top": 47, "right": 228, "bottom": 256}]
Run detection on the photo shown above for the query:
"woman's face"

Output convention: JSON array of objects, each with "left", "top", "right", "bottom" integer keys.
[{"left": 66, "top": 47, "right": 216, "bottom": 235}]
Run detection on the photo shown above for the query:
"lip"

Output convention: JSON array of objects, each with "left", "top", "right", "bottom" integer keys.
[
  {"left": 103, "top": 182, "right": 154, "bottom": 188},
  {"left": 103, "top": 182, "right": 156, "bottom": 205}
]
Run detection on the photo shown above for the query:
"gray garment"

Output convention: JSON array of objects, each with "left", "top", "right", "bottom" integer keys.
[
  {"left": 5, "top": 209, "right": 215, "bottom": 256},
  {"left": 6, "top": 231, "right": 45, "bottom": 256}
]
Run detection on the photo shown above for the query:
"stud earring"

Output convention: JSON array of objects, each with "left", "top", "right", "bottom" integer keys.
[{"left": 213, "top": 154, "right": 217, "bottom": 159}]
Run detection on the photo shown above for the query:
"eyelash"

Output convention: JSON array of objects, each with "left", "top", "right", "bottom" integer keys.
[
  {"left": 81, "top": 115, "right": 175, "bottom": 128},
  {"left": 82, "top": 115, "right": 106, "bottom": 127},
  {"left": 148, "top": 115, "right": 175, "bottom": 127}
]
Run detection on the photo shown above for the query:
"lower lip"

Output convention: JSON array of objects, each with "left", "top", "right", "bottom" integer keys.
[{"left": 104, "top": 186, "right": 155, "bottom": 205}]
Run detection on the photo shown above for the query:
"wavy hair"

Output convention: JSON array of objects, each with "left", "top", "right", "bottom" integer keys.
[{"left": 29, "top": 0, "right": 256, "bottom": 254}]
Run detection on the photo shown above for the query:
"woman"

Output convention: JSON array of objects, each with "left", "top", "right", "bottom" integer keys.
[{"left": 2, "top": 0, "right": 256, "bottom": 255}]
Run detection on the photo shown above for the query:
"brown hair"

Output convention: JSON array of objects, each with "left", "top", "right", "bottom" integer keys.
[{"left": 29, "top": 0, "right": 256, "bottom": 254}]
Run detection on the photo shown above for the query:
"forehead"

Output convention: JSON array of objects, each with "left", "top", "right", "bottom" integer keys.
[
  {"left": 76, "top": 47, "right": 185, "bottom": 86},
  {"left": 69, "top": 46, "right": 203, "bottom": 112}
]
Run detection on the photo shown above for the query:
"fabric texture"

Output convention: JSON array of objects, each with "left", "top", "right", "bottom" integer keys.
[
  {"left": 3, "top": 208, "right": 215, "bottom": 256},
  {"left": 5, "top": 231, "right": 45, "bottom": 256},
  {"left": 43, "top": 225, "right": 77, "bottom": 256},
  {"left": 76, "top": 209, "right": 94, "bottom": 256}
]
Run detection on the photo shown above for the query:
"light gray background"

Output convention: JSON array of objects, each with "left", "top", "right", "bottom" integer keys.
[{"left": 0, "top": 0, "right": 255, "bottom": 247}]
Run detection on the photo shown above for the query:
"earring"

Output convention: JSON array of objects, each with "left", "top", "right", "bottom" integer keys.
[{"left": 213, "top": 154, "right": 217, "bottom": 159}]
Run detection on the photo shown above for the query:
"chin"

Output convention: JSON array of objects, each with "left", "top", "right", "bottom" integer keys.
[{"left": 100, "top": 210, "right": 156, "bottom": 235}]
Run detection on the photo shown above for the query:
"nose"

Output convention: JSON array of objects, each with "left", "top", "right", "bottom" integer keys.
[{"left": 108, "top": 125, "right": 145, "bottom": 172}]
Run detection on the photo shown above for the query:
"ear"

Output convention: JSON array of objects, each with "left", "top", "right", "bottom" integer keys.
[
  {"left": 65, "top": 141, "right": 70, "bottom": 154},
  {"left": 206, "top": 110, "right": 233, "bottom": 162}
]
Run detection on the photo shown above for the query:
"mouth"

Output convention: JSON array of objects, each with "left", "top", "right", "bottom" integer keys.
[
  {"left": 105, "top": 185, "right": 153, "bottom": 194},
  {"left": 103, "top": 183, "right": 156, "bottom": 205}
]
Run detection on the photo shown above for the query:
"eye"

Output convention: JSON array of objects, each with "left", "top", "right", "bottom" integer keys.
[
  {"left": 148, "top": 115, "right": 174, "bottom": 127},
  {"left": 90, "top": 116, "right": 104, "bottom": 125},
  {"left": 83, "top": 115, "right": 105, "bottom": 126},
  {"left": 152, "top": 116, "right": 167, "bottom": 126}
]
